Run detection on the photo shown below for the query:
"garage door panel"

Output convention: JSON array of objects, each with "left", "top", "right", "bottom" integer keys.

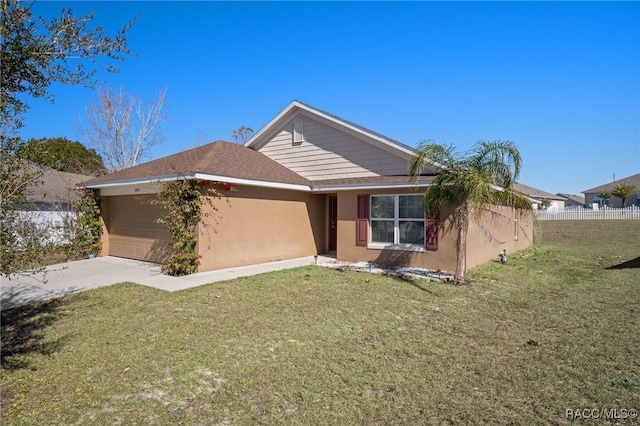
[{"left": 107, "top": 195, "right": 171, "bottom": 262}]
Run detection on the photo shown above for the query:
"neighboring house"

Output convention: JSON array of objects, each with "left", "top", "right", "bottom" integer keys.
[
  {"left": 511, "top": 182, "right": 566, "bottom": 210},
  {"left": 583, "top": 173, "right": 640, "bottom": 208},
  {"left": 79, "top": 100, "right": 533, "bottom": 273},
  {"left": 557, "top": 193, "right": 585, "bottom": 208},
  {"left": 19, "top": 166, "right": 91, "bottom": 243}
]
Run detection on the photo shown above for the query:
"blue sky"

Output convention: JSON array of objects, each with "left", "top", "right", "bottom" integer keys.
[{"left": 22, "top": 1, "right": 640, "bottom": 195}]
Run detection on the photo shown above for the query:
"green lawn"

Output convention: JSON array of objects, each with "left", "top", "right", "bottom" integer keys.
[{"left": 2, "top": 221, "right": 639, "bottom": 425}]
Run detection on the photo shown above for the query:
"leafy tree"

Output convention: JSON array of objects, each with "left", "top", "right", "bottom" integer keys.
[
  {"left": 80, "top": 86, "right": 169, "bottom": 172},
  {"left": 539, "top": 198, "right": 552, "bottom": 210},
  {"left": 409, "top": 141, "right": 533, "bottom": 284},
  {"left": 16, "top": 137, "right": 106, "bottom": 175},
  {"left": 611, "top": 183, "right": 637, "bottom": 207},
  {"left": 0, "top": 0, "right": 135, "bottom": 277},
  {"left": 0, "top": 0, "right": 135, "bottom": 130}
]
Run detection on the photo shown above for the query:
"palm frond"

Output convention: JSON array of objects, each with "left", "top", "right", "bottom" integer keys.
[
  {"left": 469, "top": 140, "right": 522, "bottom": 187},
  {"left": 408, "top": 141, "right": 456, "bottom": 180}
]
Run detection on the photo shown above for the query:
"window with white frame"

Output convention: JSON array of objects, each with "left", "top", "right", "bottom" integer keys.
[{"left": 370, "top": 195, "right": 425, "bottom": 246}]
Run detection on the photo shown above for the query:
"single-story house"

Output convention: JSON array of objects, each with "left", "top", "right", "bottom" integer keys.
[
  {"left": 557, "top": 193, "right": 585, "bottom": 208},
  {"left": 79, "top": 100, "right": 533, "bottom": 273},
  {"left": 511, "top": 182, "right": 566, "bottom": 210},
  {"left": 19, "top": 165, "right": 92, "bottom": 244},
  {"left": 583, "top": 173, "right": 640, "bottom": 208}
]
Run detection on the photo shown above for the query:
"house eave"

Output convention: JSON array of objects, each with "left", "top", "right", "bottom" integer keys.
[
  {"left": 78, "top": 174, "right": 185, "bottom": 189},
  {"left": 80, "top": 174, "right": 434, "bottom": 194},
  {"left": 80, "top": 173, "right": 312, "bottom": 193},
  {"left": 192, "top": 173, "right": 311, "bottom": 192},
  {"left": 310, "top": 181, "right": 430, "bottom": 193}
]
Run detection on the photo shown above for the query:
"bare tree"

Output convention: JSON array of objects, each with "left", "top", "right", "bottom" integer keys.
[
  {"left": 81, "top": 87, "right": 169, "bottom": 172},
  {"left": 231, "top": 126, "right": 254, "bottom": 144}
]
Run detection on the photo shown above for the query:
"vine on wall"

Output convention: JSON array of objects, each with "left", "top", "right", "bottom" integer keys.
[{"left": 153, "top": 179, "right": 232, "bottom": 276}]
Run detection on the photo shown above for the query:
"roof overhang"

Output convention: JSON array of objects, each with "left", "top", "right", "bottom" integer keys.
[
  {"left": 311, "top": 181, "right": 431, "bottom": 193},
  {"left": 79, "top": 174, "right": 432, "bottom": 194},
  {"left": 79, "top": 172, "right": 311, "bottom": 193}
]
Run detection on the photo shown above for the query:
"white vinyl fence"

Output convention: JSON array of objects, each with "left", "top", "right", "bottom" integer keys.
[
  {"left": 17, "top": 210, "right": 77, "bottom": 244},
  {"left": 535, "top": 205, "right": 640, "bottom": 220}
]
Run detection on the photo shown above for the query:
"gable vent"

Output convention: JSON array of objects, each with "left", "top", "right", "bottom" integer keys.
[{"left": 293, "top": 117, "right": 304, "bottom": 144}]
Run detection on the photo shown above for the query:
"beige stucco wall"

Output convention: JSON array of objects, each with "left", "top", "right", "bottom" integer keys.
[
  {"left": 197, "top": 185, "right": 326, "bottom": 271},
  {"left": 99, "top": 196, "right": 110, "bottom": 257},
  {"left": 335, "top": 190, "right": 533, "bottom": 273},
  {"left": 100, "top": 184, "right": 533, "bottom": 274},
  {"left": 465, "top": 206, "right": 534, "bottom": 269},
  {"left": 335, "top": 189, "right": 458, "bottom": 272}
]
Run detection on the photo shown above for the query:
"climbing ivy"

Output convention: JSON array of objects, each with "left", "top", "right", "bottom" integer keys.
[{"left": 153, "top": 179, "right": 231, "bottom": 276}]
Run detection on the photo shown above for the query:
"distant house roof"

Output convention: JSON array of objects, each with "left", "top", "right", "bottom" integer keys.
[
  {"left": 582, "top": 173, "right": 640, "bottom": 194},
  {"left": 512, "top": 182, "right": 565, "bottom": 201},
  {"left": 25, "top": 166, "right": 92, "bottom": 204},
  {"left": 557, "top": 193, "right": 585, "bottom": 205}
]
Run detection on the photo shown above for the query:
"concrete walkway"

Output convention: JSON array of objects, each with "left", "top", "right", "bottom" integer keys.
[{"left": 0, "top": 255, "right": 335, "bottom": 310}]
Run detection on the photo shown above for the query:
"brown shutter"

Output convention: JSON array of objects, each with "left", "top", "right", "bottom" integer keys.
[
  {"left": 426, "top": 211, "right": 439, "bottom": 250},
  {"left": 356, "top": 195, "right": 369, "bottom": 247}
]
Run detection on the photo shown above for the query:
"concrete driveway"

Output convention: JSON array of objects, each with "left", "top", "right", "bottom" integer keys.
[{"left": 0, "top": 255, "right": 334, "bottom": 310}]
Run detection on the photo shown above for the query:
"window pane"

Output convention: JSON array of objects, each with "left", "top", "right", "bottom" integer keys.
[
  {"left": 371, "top": 220, "right": 394, "bottom": 243},
  {"left": 399, "top": 195, "right": 424, "bottom": 219},
  {"left": 399, "top": 220, "right": 425, "bottom": 244},
  {"left": 371, "top": 196, "right": 394, "bottom": 219}
]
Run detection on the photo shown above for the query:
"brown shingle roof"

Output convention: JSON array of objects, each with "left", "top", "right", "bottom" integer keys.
[
  {"left": 81, "top": 141, "right": 312, "bottom": 187},
  {"left": 81, "top": 140, "right": 434, "bottom": 191}
]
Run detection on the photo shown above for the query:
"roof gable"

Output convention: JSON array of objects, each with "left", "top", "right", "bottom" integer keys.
[
  {"left": 245, "top": 100, "right": 418, "bottom": 157},
  {"left": 244, "top": 100, "right": 439, "bottom": 180}
]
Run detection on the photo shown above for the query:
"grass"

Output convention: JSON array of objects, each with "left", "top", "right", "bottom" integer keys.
[{"left": 2, "top": 220, "right": 639, "bottom": 425}]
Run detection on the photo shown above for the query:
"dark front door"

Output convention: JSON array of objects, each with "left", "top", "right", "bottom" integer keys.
[{"left": 329, "top": 196, "right": 337, "bottom": 251}]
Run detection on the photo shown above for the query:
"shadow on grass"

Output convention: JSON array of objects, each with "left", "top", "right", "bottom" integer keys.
[
  {"left": 379, "top": 271, "right": 438, "bottom": 294},
  {"left": 606, "top": 257, "right": 640, "bottom": 270},
  {"left": 1, "top": 296, "right": 75, "bottom": 371}
]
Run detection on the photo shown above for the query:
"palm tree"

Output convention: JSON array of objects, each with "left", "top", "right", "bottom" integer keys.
[
  {"left": 409, "top": 140, "right": 533, "bottom": 284},
  {"left": 611, "top": 183, "right": 637, "bottom": 207}
]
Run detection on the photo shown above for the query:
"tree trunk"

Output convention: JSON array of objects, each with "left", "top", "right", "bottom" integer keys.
[{"left": 454, "top": 204, "right": 468, "bottom": 285}]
